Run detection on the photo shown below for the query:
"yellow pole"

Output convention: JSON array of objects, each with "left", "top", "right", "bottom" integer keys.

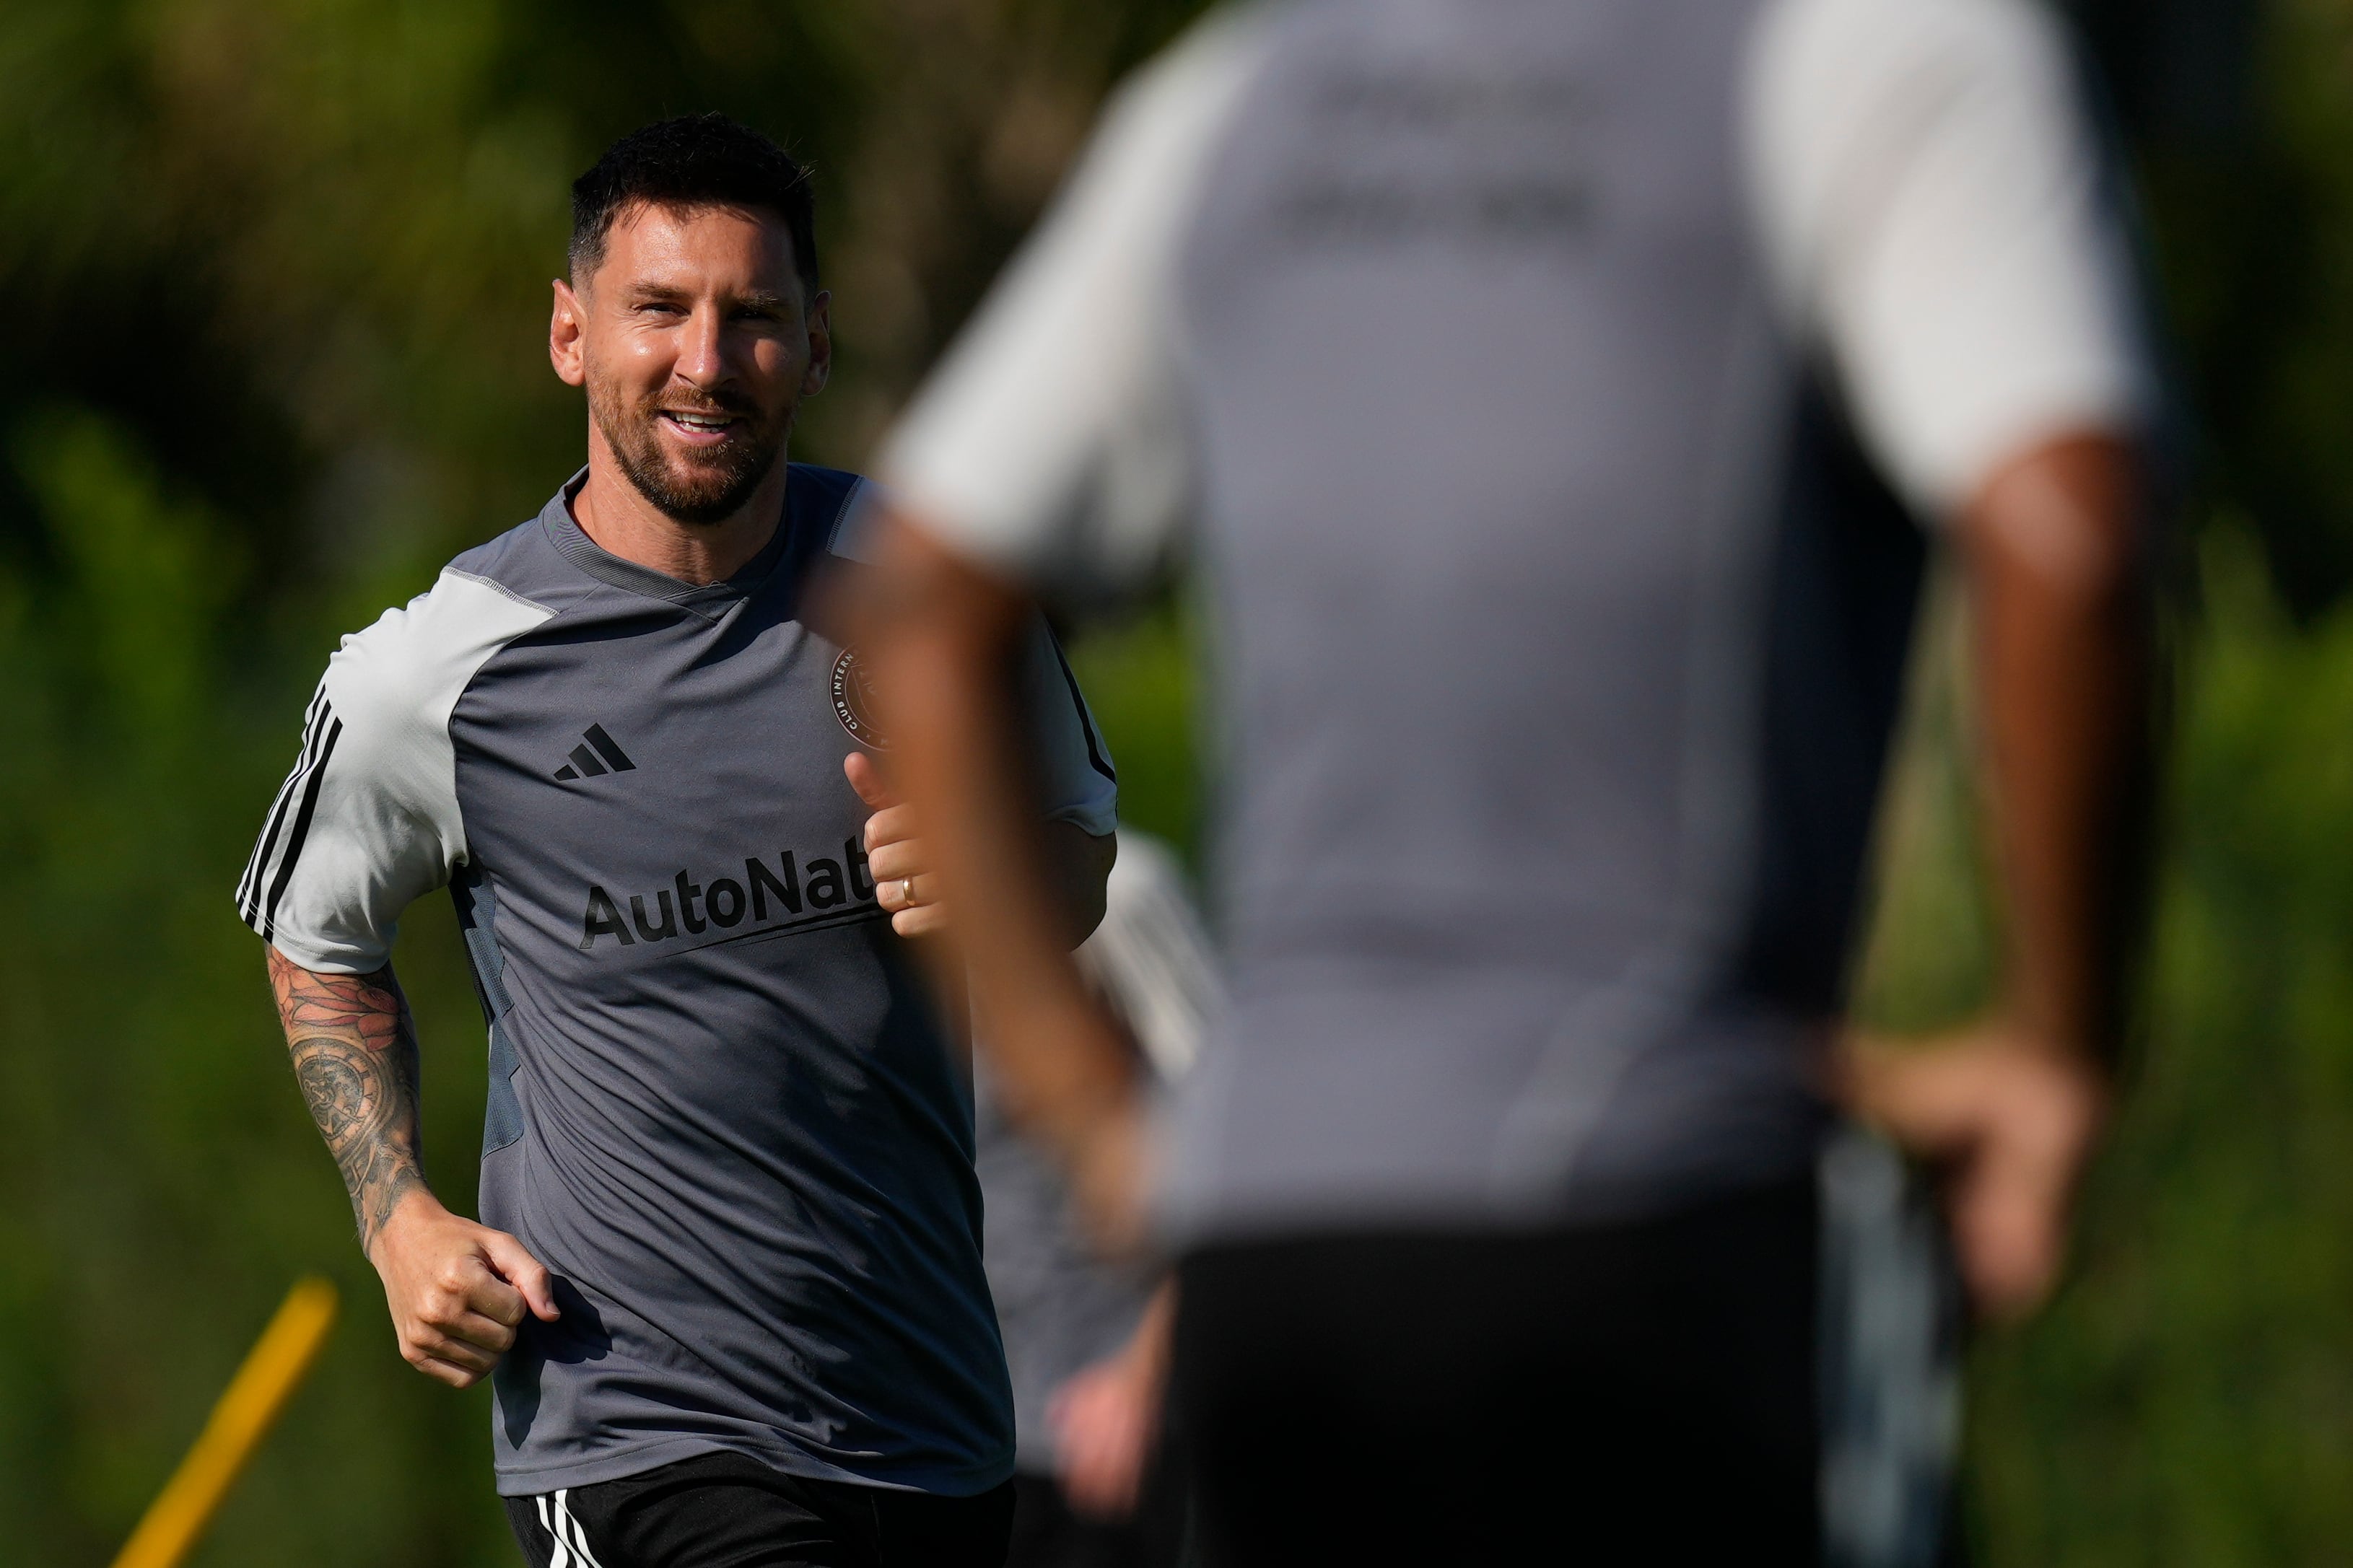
[{"left": 110, "top": 1276, "right": 340, "bottom": 1568}]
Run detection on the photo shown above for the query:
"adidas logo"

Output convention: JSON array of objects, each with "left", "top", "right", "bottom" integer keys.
[{"left": 554, "top": 723, "right": 637, "bottom": 782}]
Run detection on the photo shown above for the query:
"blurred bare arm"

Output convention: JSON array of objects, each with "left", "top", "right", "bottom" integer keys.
[
  {"left": 1842, "top": 431, "right": 2149, "bottom": 1318},
  {"left": 846, "top": 514, "right": 1146, "bottom": 1246},
  {"left": 265, "top": 947, "right": 559, "bottom": 1385},
  {"left": 851, "top": 747, "right": 1113, "bottom": 945}
]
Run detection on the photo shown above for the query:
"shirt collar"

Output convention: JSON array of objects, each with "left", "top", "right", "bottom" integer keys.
[{"left": 538, "top": 466, "right": 794, "bottom": 616}]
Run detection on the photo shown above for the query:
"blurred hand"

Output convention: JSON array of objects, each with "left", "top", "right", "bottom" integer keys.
[
  {"left": 1048, "top": 1287, "right": 1173, "bottom": 1520},
  {"left": 368, "top": 1191, "right": 559, "bottom": 1388},
  {"left": 1049, "top": 1357, "right": 1155, "bottom": 1520},
  {"left": 1838, "top": 1023, "right": 2108, "bottom": 1321},
  {"left": 847, "top": 751, "right": 946, "bottom": 937}
]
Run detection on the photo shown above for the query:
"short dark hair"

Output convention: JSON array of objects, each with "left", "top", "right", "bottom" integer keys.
[{"left": 569, "top": 113, "right": 818, "bottom": 294}]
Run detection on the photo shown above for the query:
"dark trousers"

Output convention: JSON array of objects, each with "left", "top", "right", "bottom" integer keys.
[
  {"left": 505, "top": 1452, "right": 1014, "bottom": 1568},
  {"left": 1170, "top": 1180, "right": 1820, "bottom": 1567},
  {"left": 1003, "top": 1471, "right": 1182, "bottom": 1568}
]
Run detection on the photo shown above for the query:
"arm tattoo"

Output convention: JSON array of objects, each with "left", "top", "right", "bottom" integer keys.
[{"left": 266, "top": 947, "right": 427, "bottom": 1251}]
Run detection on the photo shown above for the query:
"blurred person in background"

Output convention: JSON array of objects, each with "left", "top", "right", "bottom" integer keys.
[
  {"left": 982, "top": 829, "right": 1211, "bottom": 1568},
  {"left": 237, "top": 113, "right": 1118, "bottom": 1567},
  {"left": 851, "top": 0, "right": 2155, "bottom": 1562}
]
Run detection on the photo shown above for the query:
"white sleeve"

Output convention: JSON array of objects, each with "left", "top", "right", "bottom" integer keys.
[
  {"left": 235, "top": 571, "right": 553, "bottom": 973},
  {"left": 1748, "top": 0, "right": 2151, "bottom": 520},
  {"left": 1021, "top": 617, "right": 1121, "bottom": 838},
  {"left": 1076, "top": 830, "right": 1221, "bottom": 1082},
  {"left": 878, "top": 9, "right": 1268, "bottom": 599}
]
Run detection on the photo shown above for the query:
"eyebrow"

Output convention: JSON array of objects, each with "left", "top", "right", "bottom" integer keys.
[{"left": 620, "top": 283, "right": 793, "bottom": 314}]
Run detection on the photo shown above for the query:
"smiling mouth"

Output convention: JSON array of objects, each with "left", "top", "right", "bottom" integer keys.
[{"left": 659, "top": 410, "right": 741, "bottom": 436}]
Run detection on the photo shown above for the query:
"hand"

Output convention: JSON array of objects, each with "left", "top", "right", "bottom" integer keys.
[
  {"left": 367, "top": 1189, "right": 559, "bottom": 1388},
  {"left": 1049, "top": 1357, "right": 1155, "bottom": 1520},
  {"left": 1047, "top": 1287, "right": 1172, "bottom": 1520},
  {"left": 1838, "top": 1022, "right": 2108, "bottom": 1321},
  {"left": 847, "top": 752, "right": 945, "bottom": 937}
]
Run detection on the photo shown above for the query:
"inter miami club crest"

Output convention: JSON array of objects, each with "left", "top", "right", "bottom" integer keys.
[{"left": 831, "top": 647, "right": 887, "bottom": 749}]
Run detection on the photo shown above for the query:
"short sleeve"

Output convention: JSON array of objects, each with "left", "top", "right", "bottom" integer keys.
[
  {"left": 1019, "top": 618, "right": 1120, "bottom": 838},
  {"left": 878, "top": 9, "right": 1269, "bottom": 602},
  {"left": 1748, "top": 0, "right": 2152, "bottom": 520},
  {"left": 235, "top": 571, "right": 552, "bottom": 973}
]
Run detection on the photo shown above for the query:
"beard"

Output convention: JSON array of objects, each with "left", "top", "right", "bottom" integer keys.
[{"left": 589, "top": 375, "right": 790, "bottom": 527}]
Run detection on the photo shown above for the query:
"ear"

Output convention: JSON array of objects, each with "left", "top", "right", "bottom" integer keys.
[
  {"left": 550, "top": 278, "right": 587, "bottom": 388},
  {"left": 800, "top": 289, "right": 834, "bottom": 400}
]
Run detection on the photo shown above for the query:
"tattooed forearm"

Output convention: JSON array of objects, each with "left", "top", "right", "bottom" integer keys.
[{"left": 266, "top": 947, "right": 427, "bottom": 1251}]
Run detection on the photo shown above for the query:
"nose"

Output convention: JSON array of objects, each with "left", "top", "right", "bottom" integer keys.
[{"left": 674, "top": 304, "right": 728, "bottom": 388}]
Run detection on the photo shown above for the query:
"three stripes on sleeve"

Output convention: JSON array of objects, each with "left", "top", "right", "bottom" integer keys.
[{"left": 237, "top": 683, "right": 343, "bottom": 947}]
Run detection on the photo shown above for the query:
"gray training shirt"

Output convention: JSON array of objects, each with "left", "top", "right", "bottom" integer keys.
[
  {"left": 884, "top": 0, "right": 2149, "bottom": 1243},
  {"left": 237, "top": 464, "right": 1117, "bottom": 1496}
]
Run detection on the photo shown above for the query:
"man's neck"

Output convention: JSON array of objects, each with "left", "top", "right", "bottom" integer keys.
[{"left": 570, "top": 437, "right": 792, "bottom": 587}]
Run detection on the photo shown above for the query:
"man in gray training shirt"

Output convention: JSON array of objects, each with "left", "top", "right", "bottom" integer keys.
[
  {"left": 239, "top": 115, "right": 1115, "bottom": 1568},
  {"left": 856, "top": 1, "right": 2154, "bottom": 1562}
]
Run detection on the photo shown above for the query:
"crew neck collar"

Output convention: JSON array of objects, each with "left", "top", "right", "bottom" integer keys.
[{"left": 539, "top": 467, "right": 793, "bottom": 616}]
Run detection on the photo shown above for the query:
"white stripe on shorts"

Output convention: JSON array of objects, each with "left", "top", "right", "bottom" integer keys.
[
  {"left": 533, "top": 1494, "right": 571, "bottom": 1568},
  {"left": 554, "top": 1489, "right": 609, "bottom": 1568}
]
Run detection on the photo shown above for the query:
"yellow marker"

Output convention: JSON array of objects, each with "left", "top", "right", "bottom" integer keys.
[{"left": 110, "top": 1276, "right": 340, "bottom": 1568}]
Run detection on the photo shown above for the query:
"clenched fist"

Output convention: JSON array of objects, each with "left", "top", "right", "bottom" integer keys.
[{"left": 367, "top": 1191, "right": 561, "bottom": 1388}]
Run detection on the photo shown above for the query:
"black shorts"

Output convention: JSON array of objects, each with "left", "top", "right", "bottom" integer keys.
[
  {"left": 504, "top": 1452, "right": 1015, "bottom": 1568},
  {"left": 1169, "top": 1179, "right": 1821, "bottom": 1567}
]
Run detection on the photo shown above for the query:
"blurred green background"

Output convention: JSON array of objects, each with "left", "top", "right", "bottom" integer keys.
[{"left": 0, "top": 0, "right": 2347, "bottom": 1562}]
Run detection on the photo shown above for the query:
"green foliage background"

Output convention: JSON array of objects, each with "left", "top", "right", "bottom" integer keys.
[{"left": 0, "top": 1, "right": 2349, "bottom": 1562}]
